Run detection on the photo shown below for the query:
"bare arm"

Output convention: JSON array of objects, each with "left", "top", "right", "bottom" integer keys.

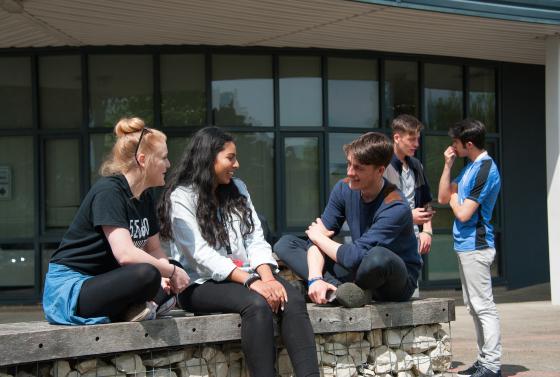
[
  {"left": 438, "top": 146, "right": 458, "bottom": 204},
  {"left": 449, "top": 195, "right": 480, "bottom": 223},
  {"left": 104, "top": 227, "right": 190, "bottom": 293}
]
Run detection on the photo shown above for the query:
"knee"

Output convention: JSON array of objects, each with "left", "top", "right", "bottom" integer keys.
[
  {"left": 283, "top": 288, "right": 307, "bottom": 314},
  {"left": 273, "top": 234, "right": 301, "bottom": 260},
  {"left": 242, "top": 295, "right": 273, "bottom": 322},
  {"left": 360, "top": 248, "right": 392, "bottom": 274},
  {"left": 135, "top": 263, "right": 161, "bottom": 290}
]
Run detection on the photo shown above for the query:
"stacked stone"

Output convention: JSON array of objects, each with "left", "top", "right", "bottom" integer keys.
[
  {"left": 1, "top": 323, "right": 451, "bottom": 377},
  {"left": 300, "top": 324, "right": 452, "bottom": 377}
]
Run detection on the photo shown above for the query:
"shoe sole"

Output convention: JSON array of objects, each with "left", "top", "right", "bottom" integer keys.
[{"left": 127, "top": 306, "right": 152, "bottom": 322}]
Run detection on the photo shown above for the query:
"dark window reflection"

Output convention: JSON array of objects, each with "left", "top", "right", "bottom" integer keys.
[
  {"left": 328, "top": 58, "right": 378, "bottom": 128},
  {"left": 285, "top": 137, "right": 320, "bottom": 227},
  {"left": 0, "top": 244, "right": 35, "bottom": 288},
  {"left": 384, "top": 60, "right": 418, "bottom": 126},
  {"left": 0, "top": 57, "right": 32, "bottom": 129},
  {"left": 212, "top": 55, "right": 273, "bottom": 127},
  {"left": 279, "top": 56, "right": 322, "bottom": 127},
  {"left": 39, "top": 56, "right": 82, "bottom": 129},
  {"left": 161, "top": 54, "right": 206, "bottom": 127},
  {"left": 89, "top": 55, "right": 154, "bottom": 128},
  {"left": 424, "top": 63, "right": 463, "bottom": 131},
  {"left": 233, "top": 133, "right": 275, "bottom": 230},
  {"left": 470, "top": 67, "right": 496, "bottom": 132}
]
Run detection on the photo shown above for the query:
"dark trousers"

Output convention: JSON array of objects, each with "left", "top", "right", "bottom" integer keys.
[
  {"left": 77, "top": 260, "right": 182, "bottom": 321},
  {"left": 274, "top": 235, "right": 416, "bottom": 302},
  {"left": 178, "top": 276, "right": 319, "bottom": 377}
]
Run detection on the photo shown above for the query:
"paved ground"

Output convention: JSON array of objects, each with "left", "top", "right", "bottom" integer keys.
[
  {"left": 1, "top": 283, "right": 558, "bottom": 376},
  {"left": 422, "top": 283, "right": 560, "bottom": 377}
]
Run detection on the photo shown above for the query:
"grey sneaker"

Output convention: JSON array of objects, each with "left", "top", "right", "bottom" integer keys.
[
  {"left": 125, "top": 301, "right": 157, "bottom": 322},
  {"left": 156, "top": 296, "right": 177, "bottom": 317},
  {"left": 471, "top": 366, "right": 502, "bottom": 377},
  {"left": 335, "top": 283, "right": 372, "bottom": 308}
]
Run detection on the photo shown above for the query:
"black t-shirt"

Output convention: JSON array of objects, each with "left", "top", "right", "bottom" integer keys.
[{"left": 50, "top": 174, "right": 160, "bottom": 275}]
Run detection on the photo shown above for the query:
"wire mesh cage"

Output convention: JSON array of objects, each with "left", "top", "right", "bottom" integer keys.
[{"left": 1, "top": 321, "right": 453, "bottom": 377}]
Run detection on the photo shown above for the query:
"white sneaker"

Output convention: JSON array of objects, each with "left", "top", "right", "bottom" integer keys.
[
  {"left": 156, "top": 296, "right": 176, "bottom": 317},
  {"left": 125, "top": 301, "right": 157, "bottom": 322}
]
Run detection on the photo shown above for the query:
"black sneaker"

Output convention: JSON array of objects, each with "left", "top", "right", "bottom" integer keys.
[
  {"left": 471, "top": 365, "right": 502, "bottom": 377},
  {"left": 457, "top": 361, "right": 481, "bottom": 376},
  {"left": 335, "top": 283, "right": 372, "bottom": 308}
]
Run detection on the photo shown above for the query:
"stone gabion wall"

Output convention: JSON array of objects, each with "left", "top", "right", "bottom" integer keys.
[{"left": 0, "top": 323, "right": 451, "bottom": 377}]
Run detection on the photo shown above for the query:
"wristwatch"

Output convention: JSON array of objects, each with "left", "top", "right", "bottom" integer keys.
[{"left": 243, "top": 273, "right": 261, "bottom": 289}]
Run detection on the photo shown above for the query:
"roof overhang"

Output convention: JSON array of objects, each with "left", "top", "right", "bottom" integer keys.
[{"left": 1, "top": 0, "right": 559, "bottom": 65}]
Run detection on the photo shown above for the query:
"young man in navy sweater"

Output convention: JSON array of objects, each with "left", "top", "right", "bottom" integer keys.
[{"left": 274, "top": 132, "right": 422, "bottom": 307}]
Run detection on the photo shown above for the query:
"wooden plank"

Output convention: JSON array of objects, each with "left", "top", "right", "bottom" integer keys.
[
  {"left": 0, "top": 298, "right": 455, "bottom": 366},
  {"left": 307, "top": 305, "right": 371, "bottom": 333}
]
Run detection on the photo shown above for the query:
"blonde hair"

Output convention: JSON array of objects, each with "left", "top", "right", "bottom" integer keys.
[{"left": 100, "top": 117, "right": 166, "bottom": 177}]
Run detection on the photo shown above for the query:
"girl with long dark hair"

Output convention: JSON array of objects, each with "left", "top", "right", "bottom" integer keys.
[
  {"left": 43, "top": 117, "right": 190, "bottom": 325},
  {"left": 159, "top": 127, "right": 319, "bottom": 376}
]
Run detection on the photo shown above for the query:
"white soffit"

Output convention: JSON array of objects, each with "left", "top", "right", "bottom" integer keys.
[{"left": 0, "top": 0, "right": 559, "bottom": 64}]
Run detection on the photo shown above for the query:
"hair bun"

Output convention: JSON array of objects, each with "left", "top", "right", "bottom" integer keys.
[{"left": 114, "top": 117, "right": 146, "bottom": 137}]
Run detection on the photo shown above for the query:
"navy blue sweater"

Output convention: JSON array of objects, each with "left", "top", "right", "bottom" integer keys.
[{"left": 323, "top": 179, "right": 422, "bottom": 281}]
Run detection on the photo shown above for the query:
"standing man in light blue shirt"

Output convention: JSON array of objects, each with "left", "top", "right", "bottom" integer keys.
[{"left": 438, "top": 119, "right": 502, "bottom": 377}]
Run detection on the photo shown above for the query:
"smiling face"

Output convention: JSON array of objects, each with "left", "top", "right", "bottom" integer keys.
[
  {"left": 346, "top": 152, "right": 384, "bottom": 193},
  {"left": 394, "top": 131, "right": 420, "bottom": 159},
  {"left": 145, "top": 140, "right": 170, "bottom": 188},
  {"left": 214, "top": 141, "right": 239, "bottom": 186}
]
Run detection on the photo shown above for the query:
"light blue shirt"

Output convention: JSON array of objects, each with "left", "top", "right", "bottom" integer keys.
[{"left": 453, "top": 152, "right": 501, "bottom": 251}]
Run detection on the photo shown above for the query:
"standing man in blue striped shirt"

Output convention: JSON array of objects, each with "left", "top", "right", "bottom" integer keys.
[{"left": 438, "top": 119, "right": 502, "bottom": 377}]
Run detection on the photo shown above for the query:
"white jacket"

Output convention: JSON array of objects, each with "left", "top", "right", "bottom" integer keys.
[{"left": 169, "top": 178, "right": 278, "bottom": 284}]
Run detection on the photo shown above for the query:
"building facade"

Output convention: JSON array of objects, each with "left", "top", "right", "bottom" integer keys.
[{"left": 0, "top": 0, "right": 558, "bottom": 304}]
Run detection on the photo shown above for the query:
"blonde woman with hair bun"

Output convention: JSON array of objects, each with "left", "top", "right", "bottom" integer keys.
[{"left": 43, "top": 117, "right": 190, "bottom": 325}]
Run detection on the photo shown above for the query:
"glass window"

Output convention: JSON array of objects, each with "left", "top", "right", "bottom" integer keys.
[
  {"left": 212, "top": 55, "right": 273, "bottom": 127},
  {"left": 0, "top": 57, "right": 32, "bottom": 129},
  {"left": 426, "top": 234, "right": 460, "bottom": 281},
  {"left": 90, "top": 133, "right": 116, "bottom": 184},
  {"left": 328, "top": 133, "right": 360, "bottom": 189},
  {"left": 166, "top": 136, "right": 191, "bottom": 168},
  {"left": 469, "top": 67, "right": 496, "bottom": 132},
  {"left": 0, "top": 137, "right": 34, "bottom": 238},
  {"left": 0, "top": 244, "right": 35, "bottom": 287},
  {"left": 161, "top": 54, "right": 206, "bottom": 127},
  {"left": 384, "top": 60, "right": 418, "bottom": 126},
  {"left": 284, "top": 137, "right": 320, "bottom": 228},
  {"left": 89, "top": 55, "right": 153, "bottom": 128},
  {"left": 42, "top": 243, "right": 58, "bottom": 284},
  {"left": 39, "top": 56, "right": 82, "bottom": 129},
  {"left": 328, "top": 58, "right": 379, "bottom": 128},
  {"left": 279, "top": 56, "right": 322, "bottom": 127},
  {"left": 234, "top": 133, "right": 275, "bottom": 230},
  {"left": 423, "top": 135, "right": 465, "bottom": 200},
  {"left": 45, "top": 139, "right": 81, "bottom": 230},
  {"left": 424, "top": 63, "right": 463, "bottom": 131}
]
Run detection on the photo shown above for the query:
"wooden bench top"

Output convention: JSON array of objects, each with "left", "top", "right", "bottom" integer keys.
[{"left": 0, "top": 298, "right": 454, "bottom": 366}]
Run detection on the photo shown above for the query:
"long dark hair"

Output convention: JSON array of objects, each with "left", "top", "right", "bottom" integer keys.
[{"left": 158, "top": 127, "right": 254, "bottom": 249}]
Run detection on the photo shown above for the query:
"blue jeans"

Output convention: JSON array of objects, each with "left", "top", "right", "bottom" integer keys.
[{"left": 274, "top": 235, "right": 416, "bottom": 302}]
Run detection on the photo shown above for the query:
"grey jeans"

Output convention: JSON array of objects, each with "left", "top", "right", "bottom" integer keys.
[{"left": 456, "top": 248, "right": 502, "bottom": 372}]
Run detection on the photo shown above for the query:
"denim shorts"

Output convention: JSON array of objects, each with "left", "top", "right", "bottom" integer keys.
[{"left": 42, "top": 263, "right": 110, "bottom": 325}]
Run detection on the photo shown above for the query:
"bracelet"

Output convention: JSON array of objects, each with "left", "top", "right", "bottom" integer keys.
[
  {"left": 243, "top": 273, "right": 261, "bottom": 289},
  {"left": 422, "top": 231, "right": 433, "bottom": 237},
  {"left": 169, "top": 264, "right": 176, "bottom": 279},
  {"left": 307, "top": 277, "right": 324, "bottom": 287}
]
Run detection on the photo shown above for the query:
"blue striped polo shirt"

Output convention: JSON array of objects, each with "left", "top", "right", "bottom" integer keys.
[{"left": 453, "top": 152, "right": 501, "bottom": 252}]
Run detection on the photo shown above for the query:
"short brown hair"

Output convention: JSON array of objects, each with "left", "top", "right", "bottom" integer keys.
[
  {"left": 391, "top": 114, "right": 424, "bottom": 135},
  {"left": 343, "top": 132, "right": 393, "bottom": 168}
]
